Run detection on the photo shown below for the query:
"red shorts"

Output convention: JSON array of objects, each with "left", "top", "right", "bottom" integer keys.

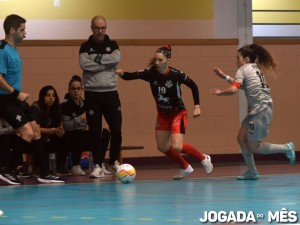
[{"left": 155, "top": 110, "right": 188, "bottom": 134}]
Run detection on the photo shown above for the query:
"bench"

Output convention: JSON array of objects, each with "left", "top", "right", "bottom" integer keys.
[
  {"left": 23, "top": 145, "right": 144, "bottom": 172},
  {"left": 117, "top": 145, "right": 144, "bottom": 164}
]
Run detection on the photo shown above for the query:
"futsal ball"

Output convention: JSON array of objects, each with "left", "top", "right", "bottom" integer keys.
[{"left": 116, "top": 164, "right": 136, "bottom": 183}]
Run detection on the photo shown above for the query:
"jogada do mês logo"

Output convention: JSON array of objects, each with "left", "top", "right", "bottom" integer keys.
[{"left": 199, "top": 208, "right": 298, "bottom": 223}]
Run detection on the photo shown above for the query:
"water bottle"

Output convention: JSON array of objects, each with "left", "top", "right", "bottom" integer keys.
[
  {"left": 88, "top": 151, "right": 94, "bottom": 170},
  {"left": 49, "top": 153, "right": 56, "bottom": 172}
]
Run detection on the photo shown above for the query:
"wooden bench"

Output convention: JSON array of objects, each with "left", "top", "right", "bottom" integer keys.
[{"left": 117, "top": 145, "right": 144, "bottom": 164}]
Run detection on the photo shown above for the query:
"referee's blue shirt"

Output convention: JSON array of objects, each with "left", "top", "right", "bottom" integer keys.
[{"left": 0, "top": 41, "right": 22, "bottom": 95}]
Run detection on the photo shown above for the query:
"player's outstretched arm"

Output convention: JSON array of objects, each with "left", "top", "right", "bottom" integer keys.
[
  {"left": 210, "top": 86, "right": 238, "bottom": 96},
  {"left": 212, "top": 67, "right": 226, "bottom": 79},
  {"left": 212, "top": 67, "right": 233, "bottom": 83}
]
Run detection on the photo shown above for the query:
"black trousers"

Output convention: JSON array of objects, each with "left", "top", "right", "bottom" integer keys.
[
  {"left": 64, "top": 130, "right": 89, "bottom": 165},
  {"left": 64, "top": 128, "right": 110, "bottom": 166},
  {"left": 42, "top": 135, "right": 68, "bottom": 170},
  {"left": 84, "top": 91, "right": 122, "bottom": 165}
]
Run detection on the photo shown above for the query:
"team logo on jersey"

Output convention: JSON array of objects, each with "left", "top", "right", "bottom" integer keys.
[
  {"left": 89, "top": 48, "right": 95, "bottom": 52},
  {"left": 89, "top": 109, "right": 95, "bottom": 116},
  {"left": 165, "top": 80, "right": 173, "bottom": 88},
  {"left": 106, "top": 47, "right": 111, "bottom": 52},
  {"left": 16, "top": 114, "right": 22, "bottom": 122},
  {"left": 153, "top": 81, "right": 158, "bottom": 85},
  {"left": 157, "top": 94, "right": 170, "bottom": 103}
]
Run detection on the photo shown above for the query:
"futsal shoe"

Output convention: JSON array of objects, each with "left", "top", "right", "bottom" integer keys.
[
  {"left": 14, "top": 166, "right": 32, "bottom": 178},
  {"left": 89, "top": 164, "right": 105, "bottom": 178},
  {"left": 37, "top": 172, "right": 65, "bottom": 183},
  {"left": 56, "top": 166, "right": 71, "bottom": 176},
  {"left": 285, "top": 142, "right": 296, "bottom": 165},
  {"left": 236, "top": 170, "right": 260, "bottom": 180},
  {"left": 201, "top": 154, "right": 213, "bottom": 174},
  {"left": 70, "top": 165, "right": 86, "bottom": 176},
  {"left": 173, "top": 164, "right": 194, "bottom": 180},
  {"left": 0, "top": 167, "right": 23, "bottom": 185},
  {"left": 101, "top": 163, "right": 112, "bottom": 175},
  {"left": 106, "top": 161, "right": 120, "bottom": 175}
]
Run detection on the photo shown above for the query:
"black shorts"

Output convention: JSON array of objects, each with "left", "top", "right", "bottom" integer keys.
[{"left": 0, "top": 95, "right": 36, "bottom": 129}]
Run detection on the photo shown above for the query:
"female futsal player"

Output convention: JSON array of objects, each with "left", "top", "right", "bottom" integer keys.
[
  {"left": 211, "top": 43, "right": 295, "bottom": 180},
  {"left": 116, "top": 44, "right": 213, "bottom": 179}
]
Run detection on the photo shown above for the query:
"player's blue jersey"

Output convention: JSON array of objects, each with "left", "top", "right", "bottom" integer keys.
[{"left": 0, "top": 40, "right": 22, "bottom": 95}]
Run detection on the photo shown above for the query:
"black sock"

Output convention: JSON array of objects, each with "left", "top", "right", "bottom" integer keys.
[
  {"left": 10, "top": 136, "right": 30, "bottom": 169},
  {"left": 31, "top": 139, "right": 49, "bottom": 174}
]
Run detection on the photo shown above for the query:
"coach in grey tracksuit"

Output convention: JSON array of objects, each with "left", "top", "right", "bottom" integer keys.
[{"left": 79, "top": 16, "right": 122, "bottom": 177}]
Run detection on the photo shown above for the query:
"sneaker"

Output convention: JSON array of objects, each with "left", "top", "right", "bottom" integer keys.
[
  {"left": 106, "top": 161, "right": 120, "bottom": 175},
  {"left": 56, "top": 167, "right": 71, "bottom": 176},
  {"left": 14, "top": 166, "right": 32, "bottom": 178},
  {"left": 173, "top": 164, "right": 194, "bottom": 180},
  {"left": 101, "top": 163, "right": 112, "bottom": 175},
  {"left": 237, "top": 170, "right": 260, "bottom": 180},
  {"left": 70, "top": 165, "right": 86, "bottom": 176},
  {"left": 0, "top": 168, "right": 23, "bottom": 185},
  {"left": 37, "top": 172, "right": 65, "bottom": 183},
  {"left": 286, "top": 142, "right": 296, "bottom": 165},
  {"left": 201, "top": 154, "right": 213, "bottom": 174},
  {"left": 90, "top": 164, "right": 105, "bottom": 178}
]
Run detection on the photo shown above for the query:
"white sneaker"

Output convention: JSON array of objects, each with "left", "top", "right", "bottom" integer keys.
[
  {"left": 114, "top": 161, "right": 120, "bottom": 170},
  {"left": 107, "top": 161, "right": 120, "bottom": 175},
  {"left": 201, "top": 154, "right": 213, "bottom": 174},
  {"left": 102, "top": 163, "right": 112, "bottom": 175},
  {"left": 70, "top": 165, "right": 86, "bottom": 176},
  {"left": 173, "top": 164, "right": 194, "bottom": 180},
  {"left": 89, "top": 164, "right": 105, "bottom": 178}
]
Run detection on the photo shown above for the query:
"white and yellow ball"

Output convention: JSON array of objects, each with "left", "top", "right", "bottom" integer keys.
[{"left": 116, "top": 164, "right": 136, "bottom": 183}]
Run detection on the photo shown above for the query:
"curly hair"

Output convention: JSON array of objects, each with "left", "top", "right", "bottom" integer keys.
[{"left": 238, "top": 44, "right": 277, "bottom": 75}]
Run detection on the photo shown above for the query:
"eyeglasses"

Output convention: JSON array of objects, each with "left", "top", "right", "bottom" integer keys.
[
  {"left": 70, "top": 87, "right": 82, "bottom": 91},
  {"left": 92, "top": 26, "right": 107, "bottom": 32}
]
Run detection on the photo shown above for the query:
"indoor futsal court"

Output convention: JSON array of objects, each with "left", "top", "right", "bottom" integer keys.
[{"left": 0, "top": 162, "right": 299, "bottom": 225}]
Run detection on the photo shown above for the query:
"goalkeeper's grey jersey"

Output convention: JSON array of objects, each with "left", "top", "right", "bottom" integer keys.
[{"left": 234, "top": 63, "right": 272, "bottom": 115}]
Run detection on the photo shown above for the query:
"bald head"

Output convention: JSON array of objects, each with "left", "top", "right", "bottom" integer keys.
[
  {"left": 91, "top": 16, "right": 106, "bottom": 26},
  {"left": 90, "top": 16, "right": 107, "bottom": 43}
]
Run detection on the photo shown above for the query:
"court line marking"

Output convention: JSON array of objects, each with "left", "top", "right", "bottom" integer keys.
[
  {"left": 80, "top": 217, "right": 96, "bottom": 220},
  {"left": 111, "top": 218, "right": 128, "bottom": 220},
  {"left": 50, "top": 216, "right": 67, "bottom": 219},
  {"left": 138, "top": 217, "right": 154, "bottom": 221}
]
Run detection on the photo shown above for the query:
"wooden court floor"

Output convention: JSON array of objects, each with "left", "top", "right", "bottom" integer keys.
[{"left": 0, "top": 162, "right": 299, "bottom": 225}]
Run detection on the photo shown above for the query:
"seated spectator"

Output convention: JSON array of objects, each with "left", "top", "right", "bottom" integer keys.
[
  {"left": 61, "top": 75, "right": 88, "bottom": 176},
  {"left": 31, "top": 85, "right": 69, "bottom": 175},
  {"left": 61, "top": 75, "right": 112, "bottom": 176}
]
